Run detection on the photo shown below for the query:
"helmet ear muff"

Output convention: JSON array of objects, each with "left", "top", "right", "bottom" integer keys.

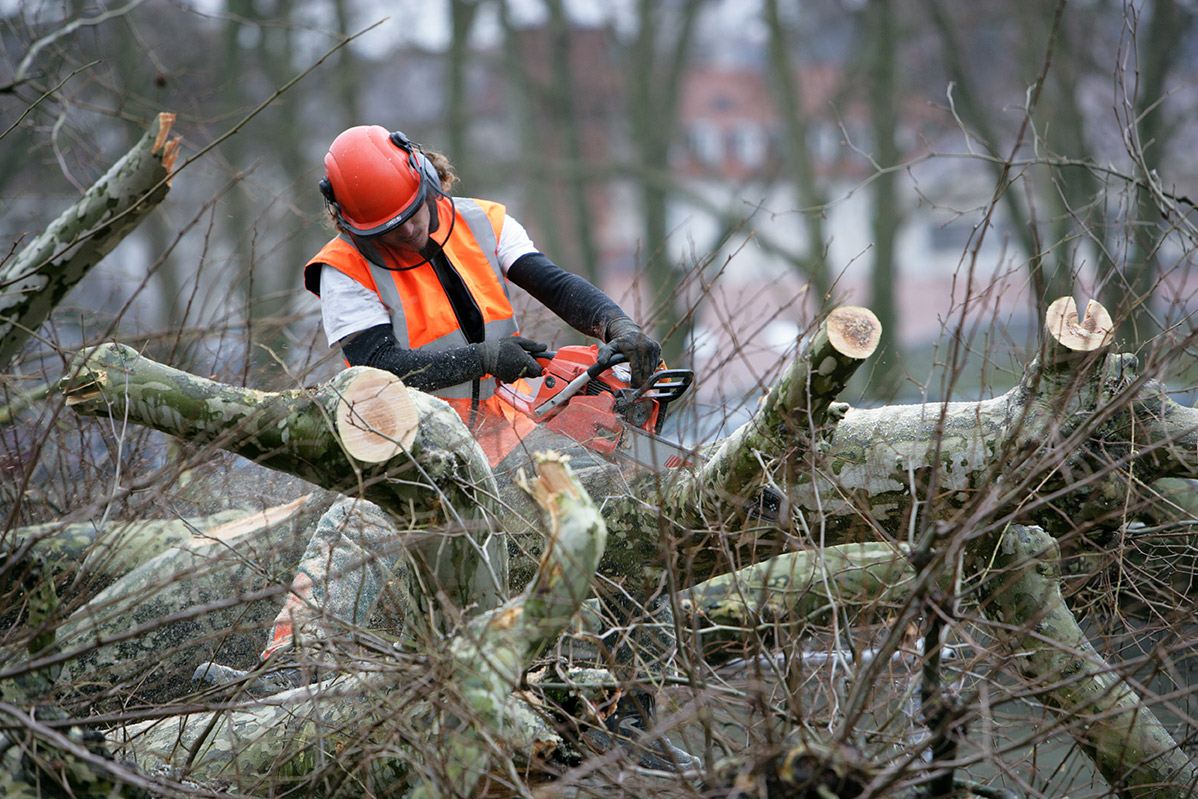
[
  {"left": 318, "top": 176, "right": 344, "bottom": 224},
  {"left": 389, "top": 130, "right": 440, "bottom": 194}
]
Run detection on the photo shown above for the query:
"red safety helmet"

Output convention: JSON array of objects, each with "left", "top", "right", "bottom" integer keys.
[{"left": 319, "top": 126, "right": 439, "bottom": 237}]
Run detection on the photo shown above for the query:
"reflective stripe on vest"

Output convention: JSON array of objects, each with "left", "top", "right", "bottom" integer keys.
[{"left": 332, "top": 198, "right": 518, "bottom": 401}]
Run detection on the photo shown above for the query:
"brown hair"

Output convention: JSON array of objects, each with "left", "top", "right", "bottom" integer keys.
[{"left": 425, "top": 149, "right": 458, "bottom": 193}]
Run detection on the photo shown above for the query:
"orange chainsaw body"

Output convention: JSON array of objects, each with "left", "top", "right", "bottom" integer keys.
[{"left": 495, "top": 344, "right": 695, "bottom": 464}]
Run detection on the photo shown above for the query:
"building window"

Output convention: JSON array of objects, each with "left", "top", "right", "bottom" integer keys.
[
  {"left": 731, "top": 123, "right": 766, "bottom": 168},
  {"left": 689, "top": 121, "right": 723, "bottom": 167}
]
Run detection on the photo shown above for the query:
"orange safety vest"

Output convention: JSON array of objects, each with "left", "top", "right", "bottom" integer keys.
[{"left": 305, "top": 195, "right": 535, "bottom": 465}]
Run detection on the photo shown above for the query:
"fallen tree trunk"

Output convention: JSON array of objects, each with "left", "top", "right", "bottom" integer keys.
[
  {"left": 43, "top": 494, "right": 330, "bottom": 710},
  {"left": 58, "top": 347, "right": 510, "bottom": 634},
  {"left": 974, "top": 523, "right": 1198, "bottom": 797},
  {"left": 5, "top": 505, "right": 264, "bottom": 585},
  {"left": 0, "top": 113, "right": 181, "bottom": 370},
  {"left": 111, "top": 454, "right": 604, "bottom": 798},
  {"left": 52, "top": 298, "right": 1198, "bottom": 798},
  {"left": 665, "top": 298, "right": 1189, "bottom": 555},
  {"left": 680, "top": 541, "right": 914, "bottom": 662}
]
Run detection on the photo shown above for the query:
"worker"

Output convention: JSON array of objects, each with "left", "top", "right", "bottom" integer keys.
[
  {"left": 305, "top": 125, "right": 661, "bottom": 466},
  {"left": 196, "top": 125, "right": 696, "bottom": 771}
]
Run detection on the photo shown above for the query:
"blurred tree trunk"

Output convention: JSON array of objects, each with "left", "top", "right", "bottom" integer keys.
[
  {"left": 445, "top": 0, "right": 482, "bottom": 186},
  {"left": 248, "top": 0, "right": 307, "bottom": 375},
  {"left": 625, "top": 0, "right": 703, "bottom": 364},
  {"left": 494, "top": 2, "right": 602, "bottom": 289},
  {"left": 331, "top": 0, "right": 362, "bottom": 123},
  {"left": 496, "top": 2, "right": 567, "bottom": 266},
  {"left": 218, "top": 0, "right": 256, "bottom": 368},
  {"left": 1037, "top": 9, "right": 1100, "bottom": 313},
  {"left": 764, "top": 0, "right": 834, "bottom": 308},
  {"left": 543, "top": 0, "right": 600, "bottom": 285},
  {"left": 923, "top": 1, "right": 1039, "bottom": 290},
  {"left": 862, "top": 0, "right": 903, "bottom": 401},
  {"left": 1112, "top": 0, "right": 1189, "bottom": 344}
]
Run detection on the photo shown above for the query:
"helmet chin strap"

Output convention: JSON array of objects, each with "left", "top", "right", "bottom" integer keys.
[
  {"left": 426, "top": 195, "right": 441, "bottom": 236},
  {"left": 420, "top": 186, "right": 456, "bottom": 255}
]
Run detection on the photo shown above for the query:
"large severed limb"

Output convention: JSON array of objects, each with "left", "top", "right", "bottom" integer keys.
[
  {"left": 0, "top": 114, "right": 181, "bottom": 369},
  {"left": 58, "top": 344, "right": 508, "bottom": 626},
  {"left": 602, "top": 297, "right": 1119, "bottom": 579},
  {"left": 697, "top": 305, "right": 883, "bottom": 505},
  {"left": 111, "top": 454, "right": 605, "bottom": 798},
  {"left": 4, "top": 505, "right": 273, "bottom": 586},
  {"left": 682, "top": 541, "right": 913, "bottom": 662},
  {"left": 781, "top": 297, "right": 1193, "bottom": 543},
  {"left": 598, "top": 306, "right": 882, "bottom": 588},
  {"left": 972, "top": 523, "right": 1198, "bottom": 798},
  {"left": 32, "top": 495, "right": 331, "bottom": 709}
]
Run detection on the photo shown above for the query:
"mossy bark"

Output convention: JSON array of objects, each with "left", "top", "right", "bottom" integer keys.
[
  {"left": 112, "top": 455, "right": 604, "bottom": 798},
  {"left": 49, "top": 299, "right": 1198, "bottom": 798},
  {"left": 972, "top": 524, "right": 1198, "bottom": 797},
  {"left": 0, "top": 114, "right": 181, "bottom": 369}
]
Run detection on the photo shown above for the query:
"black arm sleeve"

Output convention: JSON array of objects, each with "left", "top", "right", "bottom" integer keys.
[
  {"left": 506, "top": 252, "right": 625, "bottom": 340},
  {"left": 339, "top": 323, "right": 485, "bottom": 393}
]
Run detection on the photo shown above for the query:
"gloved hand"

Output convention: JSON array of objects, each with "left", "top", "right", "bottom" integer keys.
[
  {"left": 474, "top": 335, "right": 547, "bottom": 383},
  {"left": 598, "top": 316, "right": 661, "bottom": 387}
]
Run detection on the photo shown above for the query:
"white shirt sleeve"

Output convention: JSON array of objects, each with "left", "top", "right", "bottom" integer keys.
[
  {"left": 497, "top": 215, "right": 540, "bottom": 273},
  {"left": 318, "top": 265, "right": 392, "bottom": 347}
]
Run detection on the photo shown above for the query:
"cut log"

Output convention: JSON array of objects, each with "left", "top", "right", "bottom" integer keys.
[
  {"left": 334, "top": 368, "right": 419, "bottom": 463},
  {"left": 1045, "top": 296, "right": 1114, "bottom": 354},
  {"left": 972, "top": 524, "right": 1198, "bottom": 798},
  {"left": 696, "top": 305, "right": 880, "bottom": 512},
  {"left": 0, "top": 113, "right": 181, "bottom": 369},
  {"left": 112, "top": 454, "right": 605, "bottom": 798}
]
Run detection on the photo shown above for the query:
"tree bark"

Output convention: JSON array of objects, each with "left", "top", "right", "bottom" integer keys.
[
  {"left": 972, "top": 524, "right": 1198, "bottom": 797},
  {"left": 53, "top": 298, "right": 1198, "bottom": 798},
  {"left": 0, "top": 113, "right": 180, "bottom": 369},
  {"left": 7, "top": 506, "right": 260, "bottom": 586},
  {"left": 58, "top": 346, "right": 510, "bottom": 630},
  {"left": 112, "top": 454, "right": 604, "bottom": 798},
  {"left": 42, "top": 494, "right": 330, "bottom": 710},
  {"left": 682, "top": 541, "right": 913, "bottom": 662}
]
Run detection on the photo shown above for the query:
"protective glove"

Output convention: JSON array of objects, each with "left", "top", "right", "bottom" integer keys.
[
  {"left": 474, "top": 335, "right": 547, "bottom": 383},
  {"left": 598, "top": 316, "right": 662, "bottom": 388}
]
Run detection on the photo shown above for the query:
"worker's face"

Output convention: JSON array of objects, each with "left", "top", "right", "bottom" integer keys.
[{"left": 378, "top": 201, "right": 431, "bottom": 253}]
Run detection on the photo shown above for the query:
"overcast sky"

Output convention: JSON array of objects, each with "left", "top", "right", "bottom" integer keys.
[{"left": 344, "top": 0, "right": 766, "bottom": 55}]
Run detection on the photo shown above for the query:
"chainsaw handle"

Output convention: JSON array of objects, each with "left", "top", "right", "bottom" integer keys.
[
  {"left": 525, "top": 349, "right": 626, "bottom": 373},
  {"left": 505, "top": 351, "right": 628, "bottom": 421},
  {"left": 589, "top": 350, "right": 628, "bottom": 378},
  {"left": 527, "top": 348, "right": 628, "bottom": 380}
]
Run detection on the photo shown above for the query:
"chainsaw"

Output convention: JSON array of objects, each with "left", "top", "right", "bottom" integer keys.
[{"left": 495, "top": 344, "right": 699, "bottom": 471}]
